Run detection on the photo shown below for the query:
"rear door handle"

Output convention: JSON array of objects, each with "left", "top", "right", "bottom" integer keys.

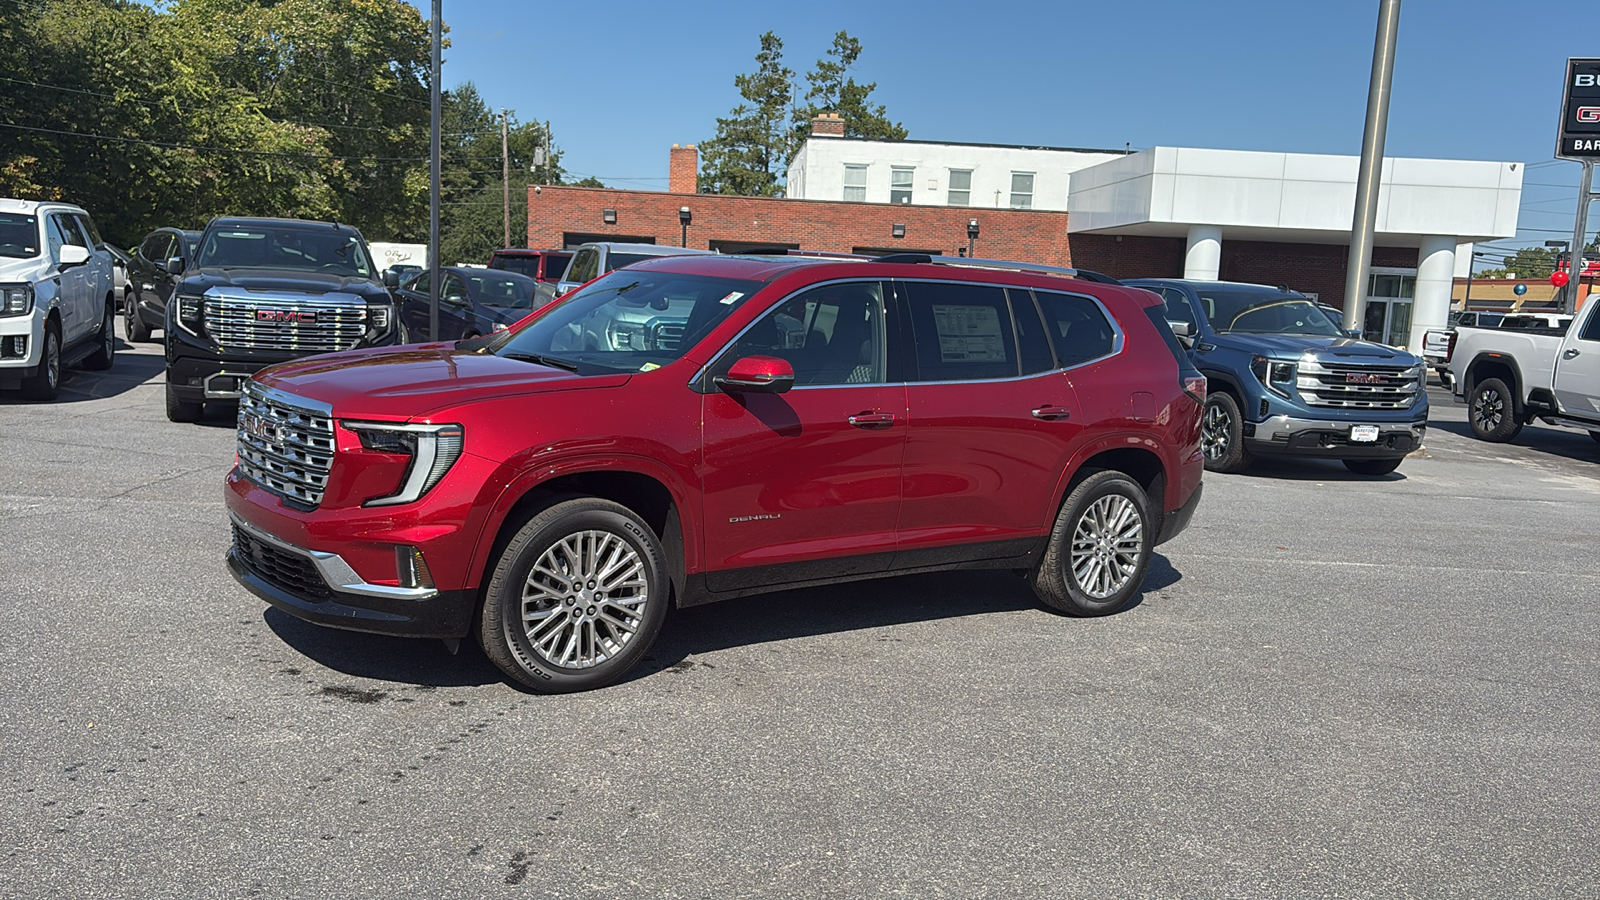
[
  {"left": 1031, "top": 405, "right": 1072, "bottom": 420},
  {"left": 847, "top": 412, "right": 896, "bottom": 428},
  {"left": 1564, "top": 348, "right": 1581, "bottom": 360}
]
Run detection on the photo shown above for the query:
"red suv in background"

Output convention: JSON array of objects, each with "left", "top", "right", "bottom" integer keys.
[
  {"left": 487, "top": 248, "right": 571, "bottom": 284},
  {"left": 225, "top": 254, "right": 1205, "bottom": 692}
]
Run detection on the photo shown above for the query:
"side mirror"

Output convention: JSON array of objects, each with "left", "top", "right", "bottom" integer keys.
[
  {"left": 1346, "top": 328, "right": 1362, "bottom": 339},
  {"left": 161, "top": 256, "right": 185, "bottom": 275},
  {"left": 1167, "top": 320, "right": 1195, "bottom": 338},
  {"left": 59, "top": 245, "right": 90, "bottom": 268},
  {"left": 715, "top": 355, "right": 795, "bottom": 394},
  {"left": 383, "top": 270, "right": 400, "bottom": 289}
]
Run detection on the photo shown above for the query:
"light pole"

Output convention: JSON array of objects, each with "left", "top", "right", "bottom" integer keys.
[
  {"left": 679, "top": 206, "right": 691, "bottom": 248},
  {"left": 1342, "top": 0, "right": 1402, "bottom": 334},
  {"left": 967, "top": 219, "right": 979, "bottom": 257},
  {"left": 428, "top": 0, "right": 442, "bottom": 342}
]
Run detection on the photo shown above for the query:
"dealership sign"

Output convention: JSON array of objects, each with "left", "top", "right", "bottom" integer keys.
[{"left": 1558, "top": 58, "right": 1600, "bottom": 158}]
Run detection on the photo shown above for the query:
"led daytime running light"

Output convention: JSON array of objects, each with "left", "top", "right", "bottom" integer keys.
[{"left": 344, "top": 421, "right": 464, "bottom": 506}]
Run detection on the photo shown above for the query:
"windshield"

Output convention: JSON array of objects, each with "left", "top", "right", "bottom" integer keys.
[
  {"left": 607, "top": 252, "right": 662, "bottom": 272},
  {"left": 195, "top": 225, "right": 372, "bottom": 277},
  {"left": 490, "top": 269, "right": 763, "bottom": 374},
  {"left": 492, "top": 256, "right": 538, "bottom": 277},
  {"left": 1197, "top": 290, "right": 1343, "bottom": 336},
  {"left": 0, "top": 213, "right": 40, "bottom": 259},
  {"left": 465, "top": 271, "right": 538, "bottom": 308}
]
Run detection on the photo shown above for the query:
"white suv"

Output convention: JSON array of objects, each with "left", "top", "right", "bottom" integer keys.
[{"left": 0, "top": 198, "right": 117, "bottom": 400}]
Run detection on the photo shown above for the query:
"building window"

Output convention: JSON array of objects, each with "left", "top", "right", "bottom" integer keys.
[
  {"left": 947, "top": 169, "right": 972, "bottom": 206},
  {"left": 890, "top": 167, "right": 914, "bottom": 205},
  {"left": 843, "top": 164, "right": 868, "bottom": 202},
  {"left": 1010, "top": 172, "right": 1034, "bottom": 209}
]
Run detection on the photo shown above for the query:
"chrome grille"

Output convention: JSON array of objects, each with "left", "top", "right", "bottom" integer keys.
[
  {"left": 1296, "top": 360, "right": 1419, "bottom": 409},
  {"left": 236, "top": 382, "right": 335, "bottom": 508},
  {"left": 650, "top": 319, "right": 687, "bottom": 351},
  {"left": 204, "top": 292, "right": 367, "bottom": 352}
]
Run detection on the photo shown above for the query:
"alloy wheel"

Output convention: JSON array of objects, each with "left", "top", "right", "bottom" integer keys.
[
  {"left": 518, "top": 530, "right": 649, "bottom": 670},
  {"left": 1201, "top": 402, "right": 1231, "bottom": 461},
  {"left": 1069, "top": 494, "right": 1144, "bottom": 600},
  {"left": 1471, "top": 388, "right": 1503, "bottom": 433},
  {"left": 46, "top": 331, "right": 60, "bottom": 390}
]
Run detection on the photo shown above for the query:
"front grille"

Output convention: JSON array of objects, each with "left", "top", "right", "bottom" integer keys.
[
  {"left": 1296, "top": 360, "right": 1418, "bottom": 409},
  {"left": 232, "top": 524, "right": 331, "bottom": 601},
  {"left": 204, "top": 293, "right": 367, "bottom": 352},
  {"left": 236, "top": 382, "right": 335, "bottom": 508}
]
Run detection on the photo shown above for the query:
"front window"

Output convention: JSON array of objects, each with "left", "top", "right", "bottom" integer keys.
[
  {"left": 947, "top": 169, "right": 972, "bottom": 206},
  {"left": 0, "top": 213, "right": 40, "bottom": 259},
  {"left": 195, "top": 225, "right": 372, "bottom": 278},
  {"left": 890, "top": 167, "right": 914, "bottom": 205},
  {"left": 843, "top": 164, "right": 868, "bottom": 202},
  {"left": 464, "top": 271, "right": 538, "bottom": 309},
  {"left": 1196, "top": 290, "right": 1343, "bottom": 336},
  {"left": 1009, "top": 172, "right": 1034, "bottom": 209},
  {"left": 491, "top": 269, "right": 762, "bottom": 374}
]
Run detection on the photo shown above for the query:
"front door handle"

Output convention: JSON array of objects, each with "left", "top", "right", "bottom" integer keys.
[
  {"left": 1564, "top": 348, "right": 1581, "bottom": 360},
  {"left": 847, "top": 412, "right": 896, "bottom": 428},
  {"left": 1031, "top": 405, "right": 1072, "bottom": 420}
]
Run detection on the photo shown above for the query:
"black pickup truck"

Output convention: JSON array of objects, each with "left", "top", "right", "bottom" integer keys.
[{"left": 163, "top": 217, "right": 399, "bottom": 421}]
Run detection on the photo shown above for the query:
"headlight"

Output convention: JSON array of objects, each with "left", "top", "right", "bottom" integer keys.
[
  {"left": 1250, "top": 355, "right": 1295, "bottom": 397},
  {"left": 366, "top": 300, "right": 394, "bottom": 340},
  {"left": 1, "top": 283, "right": 34, "bottom": 318},
  {"left": 607, "top": 320, "right": 644, "bottom": 350},
  {"left": 342, "top": 421, "right": 463, "bottom": 506},
  {"left": 175, "top": 293, "right": 204, "bottom": 334}
]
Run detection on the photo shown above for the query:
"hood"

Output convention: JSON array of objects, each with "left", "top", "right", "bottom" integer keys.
[
  {"left": 182, "top": 268, "right": 389, "bottom": 299},
  {"left": 0, "top": 255, "right": 49, "bottom": 283},
  {"left": 253, "top": 343, "right": 629, "bottom": 420},
  {"left": 1213, "top": 332, "right": 1421, "bottom": 365}
]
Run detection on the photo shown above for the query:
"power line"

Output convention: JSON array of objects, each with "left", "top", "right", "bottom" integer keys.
[{"left": 0, "top": 121, "right": 423, "bottom": 161}]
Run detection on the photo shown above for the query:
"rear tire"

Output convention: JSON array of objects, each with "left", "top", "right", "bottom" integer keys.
[
  {"left": 165, "top": 381, "right": 203, "bottom": 422},
  {"left": 1201, "top": 392, "right": 1252, "bottom": 473},
  {"left": 125, "top": 294, "right": 151, "bottom": 343},
  {"left": 479, "top": 498, "right": 669, "bottom": 693},
  {"left": 1030, "top": 470, "right": 1152, "bottom": 617},
  {"left": 1467, "top": 377, "right": 1522, "bottom": 442},
  {"left": 84, "top": 302, "right": 115, "bottom": 370},
  {"left": 20, "top": 321, "right": 61, "bottom": 401},
  {"left": 1342, "top": 457, "right": 1403, "bottom": 476}
]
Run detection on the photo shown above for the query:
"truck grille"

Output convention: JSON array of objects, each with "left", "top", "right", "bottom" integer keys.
[
  {"left": 1296, "top": 360, "right": 1419, "bottom": 409},
  {"left": 236, "top": 382, "right": 335, "bottom": 508},
  {"left": 204, "top": 292, "right": 367, "bottom": 353},
  {"left": 651, "top": 319, "right": 687, "bottom": 351}
]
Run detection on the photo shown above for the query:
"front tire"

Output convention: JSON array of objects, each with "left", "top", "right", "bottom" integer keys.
[
  {"left": 479, "top": 498, "right": 669, "bottom": 693},
  {"left": 20, "top": 321, "right": 61, "bottom": 401},
  {"left": 165, "top": 381, "right": 203, "bottom": 422},
  {"left": 1342, "top": 457, "right": 1403, "bottom": 476},
  {"left": 1031, "top": 470, "right": 1152, "bottom": 617},
  {"left": 84, "top": 302, "right": 115, "bottom": 370},
  {"left": 125, "top": 293, "right": 151, "bottom": 342},
  {"left": 1468, "top": 377, "right": 1522, "bottom": 442},
  {"left": 1201, "top": 392, "right": 1252, "bottom": 473}
]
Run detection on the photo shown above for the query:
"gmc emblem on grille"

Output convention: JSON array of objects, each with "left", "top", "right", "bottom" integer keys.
[
  {"left": 239, "top": 412, "right": 281, "bottom": 443},
  {"left": 1345, "top": 373, "right": 1385, "bottom": 384},
  {"left": 256, "top": 309, "right": 317, "bottom": 323}
]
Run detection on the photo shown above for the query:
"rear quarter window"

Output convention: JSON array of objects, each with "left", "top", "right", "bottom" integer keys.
[{"left": 1034, "top": 290, "right": 1117, "bottom": 367}]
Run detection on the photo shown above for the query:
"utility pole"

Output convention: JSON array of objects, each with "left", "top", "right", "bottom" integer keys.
[
  {"left": 428, "top": 0, "right": 442, "bottom": 342},
  {"left": 1343, "top": 0, "right": 1402, "bottom": 334},
  {"left": 501, "top": 109, "right": 511, "bottom": 250}
]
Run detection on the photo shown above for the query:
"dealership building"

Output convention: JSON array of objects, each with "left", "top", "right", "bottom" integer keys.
[{"left": 527, "top": 115, "right": 1523, "bottom": 350}]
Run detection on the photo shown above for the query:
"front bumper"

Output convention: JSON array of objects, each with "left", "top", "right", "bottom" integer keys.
[
  {"left": 0, "top": 312, "right": 44, "bottom": 374},
  {"left": 1243, "top": 413, "right": 1425, "bottom": 458}
]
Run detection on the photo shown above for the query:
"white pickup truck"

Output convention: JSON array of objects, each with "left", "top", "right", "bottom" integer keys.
[{"left": 1448, "top": 299, "right": 1600, "bottom": 443}]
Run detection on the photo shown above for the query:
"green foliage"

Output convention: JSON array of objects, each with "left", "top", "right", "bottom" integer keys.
[
  {"left": 435, "top": 82, "right": 565, "bottom": 263},
  {"left": 791, "top": 31, "right": 907, "bottom": 151},
  {"left": 698, "top": 32, "right": 793, "bottom": 197},
  {"left": 1505, "top": 247, "right": 1555, "bottom": 278}
]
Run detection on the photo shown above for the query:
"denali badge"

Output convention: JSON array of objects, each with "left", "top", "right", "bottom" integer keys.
[
  {"left": 239, "top": 412, "right": 281, "bottom": 443},
  {"left": 729, "top": 514, "right": 782, "bottom": 523},
  {"left": 1345, "top": 373, "right": 1385, "bottom": 384},
  {"left": 256, "top": 309, "right": 317, "bottom": 323}
]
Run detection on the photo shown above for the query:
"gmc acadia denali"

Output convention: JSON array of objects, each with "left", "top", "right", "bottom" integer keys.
[
  {"left": 164, "top": 217, "right": 398, "bottom": 421},
  {"left": 224, "top": 254, "right": 1205, "bottom": 692}
]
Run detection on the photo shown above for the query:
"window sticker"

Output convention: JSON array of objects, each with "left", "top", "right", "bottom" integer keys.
[
  {"left": 932, "top": 304, "right": 1006, "bottom": 362},
  {"left": 639, "top": 362, "right": 661, "bottom": 372},
  {"left": 719, "top": 291, "right": 745, "bottom": 305}
]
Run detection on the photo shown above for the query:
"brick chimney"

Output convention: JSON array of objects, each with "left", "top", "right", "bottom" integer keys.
[
  {"left": 669, "top": 143, "right": 698, "bottom": 194},
  {"left": 810, "top": 112, "right": 845, "bottom": 137}
]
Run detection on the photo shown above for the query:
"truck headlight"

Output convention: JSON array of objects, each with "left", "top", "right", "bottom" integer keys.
[
  {"left": 366, "top": 300, "right": 394, "bottom": 340},
  {"left": 1250, "top": 355, "right": 1295, "bottom": 398},
  {"left": 1, "top": 283, "right": 34, "bottom": 317},
  {"left": 175, "top": 293, "right": 204, "bottom": 334},
  {"left": 342, "top": 422, "right": 463, "bottom": 506}
]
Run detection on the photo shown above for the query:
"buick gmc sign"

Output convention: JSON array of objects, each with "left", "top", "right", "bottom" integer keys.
[{"left": 1558, "top": 59, "right": 1600, "bottom": 159}]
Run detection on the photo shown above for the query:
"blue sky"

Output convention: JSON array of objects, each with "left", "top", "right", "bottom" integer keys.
[{"left": 413, "top": 0, "right": 1596, "bottom": 266}]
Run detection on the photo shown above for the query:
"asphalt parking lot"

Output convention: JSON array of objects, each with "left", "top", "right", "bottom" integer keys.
[{"left": 3, "top": 329, "right": 1598, "bottom": 899}]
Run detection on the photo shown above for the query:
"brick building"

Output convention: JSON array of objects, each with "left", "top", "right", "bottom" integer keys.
[{"left": 527, "top": 119, "right": 1523, "bottom": 351}]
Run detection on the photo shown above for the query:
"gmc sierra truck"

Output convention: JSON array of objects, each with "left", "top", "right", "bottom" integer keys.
[{"left": 1449, "top": 299, "right": 1600, "bottom": 443}]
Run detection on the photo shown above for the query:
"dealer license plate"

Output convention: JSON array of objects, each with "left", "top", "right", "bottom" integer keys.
[{"left": 1350, "top": 425, "right": 1380, "bottom": 443}]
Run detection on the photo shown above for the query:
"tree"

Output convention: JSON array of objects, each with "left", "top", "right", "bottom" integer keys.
[
  {"left": 790, "top": 30, "right": 906, "bottom": 157},
  {"left": 698, "top": 32, "right": 793, "bottom": 197},
  {"left": 1505, "top": 247, "right": 1555, "bottom": 278}
]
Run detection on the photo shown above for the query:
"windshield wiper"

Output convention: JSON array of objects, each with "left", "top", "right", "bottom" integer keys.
[{"left": 503, "top": 351, "right": 580, "bottom": 372}]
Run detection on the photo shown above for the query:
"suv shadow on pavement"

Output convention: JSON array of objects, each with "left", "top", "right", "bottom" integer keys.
[
  {"left": 263, "top": 558, "right": 1182, "bottom": 689},
  {"left": 0, "top": 336, "right": 160, "bottom": 405},
  {"left": 1427, "top": 417, "right": 1600, "bottom": 464},
  {"left": 1221, "top": 455, "right": 1411, "bottom": 483}
]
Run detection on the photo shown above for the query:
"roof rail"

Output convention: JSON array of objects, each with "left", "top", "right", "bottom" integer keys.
[{"left": 874, "top": 253, "right": 1122, "bottom": 285}]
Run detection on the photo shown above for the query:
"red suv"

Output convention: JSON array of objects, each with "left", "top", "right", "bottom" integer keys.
[{"left": 225, "top": 254, "right": 1205, "bottom": 692}]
